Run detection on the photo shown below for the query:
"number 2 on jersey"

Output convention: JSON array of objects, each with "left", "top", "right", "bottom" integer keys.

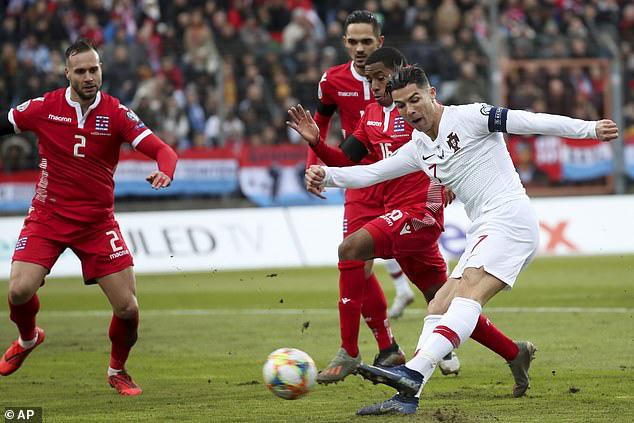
[
  {"left": 106, "top": 230, "right": 123, "bottom": 252},
  {"left": 74, "top": 135, "right": 86, "bottom": 158}
]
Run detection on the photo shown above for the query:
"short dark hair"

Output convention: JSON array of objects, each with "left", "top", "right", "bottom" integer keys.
[
  {"left": 386, "top": 64, "right": 430, "bottom": 94},
  {"left": 344, "top": 10, "right": 381, "bottom": 37},
  {"left": 65, "top": 38, "right": 98, "bottom": 60},
  {"left": 366, "top": 47, "right": 407, "bottom": 71}
]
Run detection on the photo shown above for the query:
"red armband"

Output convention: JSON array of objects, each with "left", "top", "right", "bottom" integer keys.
[{"left": 135, "top": 133, "right": 178, "bottom": 179}]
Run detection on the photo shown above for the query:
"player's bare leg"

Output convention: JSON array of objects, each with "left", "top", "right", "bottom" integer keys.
[
  {"left": 1, "top": 261, "right": 48, "bottom": 376},
  {"left": 385, "top": 259, "right": 415, "bottom": 320},
  {"left": 98, "top": 266, "right": 142, "bottom": 396}
]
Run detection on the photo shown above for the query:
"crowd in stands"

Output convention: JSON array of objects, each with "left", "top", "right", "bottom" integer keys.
[{"left": 0, "top": 0, "right": 632, "bottom": 183}]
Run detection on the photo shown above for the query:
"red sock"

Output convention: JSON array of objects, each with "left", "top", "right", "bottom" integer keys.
[
  {"left": 9, "top": 294, "right": 39, "bottom": 341},
  {"left": 470, "top": 314, "right": 519, "bottom": 361},
  {"left": 338, "top": 260, "right": 366, "bottom": 358},
  {"left": 109, "top": 312, "right": 139, "bottom": 370},
  {"left": 361, "top": 273, "right": 393, "bottom": 351}
]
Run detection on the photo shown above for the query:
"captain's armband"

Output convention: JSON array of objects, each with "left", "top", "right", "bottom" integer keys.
[{"left": 339, "top": 135, "right": 368, "bottom": 163}]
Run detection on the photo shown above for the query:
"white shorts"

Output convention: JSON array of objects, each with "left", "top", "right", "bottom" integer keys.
[{"left": 449, "top": 199, "right": 539, "bottom": 288}]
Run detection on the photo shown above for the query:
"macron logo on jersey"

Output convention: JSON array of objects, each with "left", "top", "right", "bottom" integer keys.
[
  {"left": 48, "top": 114, "right": 72, "bottom": 123},
  {"left": 338, "top": 91, "right": 359, "bottom": 97}
]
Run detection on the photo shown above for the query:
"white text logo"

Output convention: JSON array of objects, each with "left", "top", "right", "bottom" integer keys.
[{"left": 48, "top": 114, "right": 72, "bottom": 122}]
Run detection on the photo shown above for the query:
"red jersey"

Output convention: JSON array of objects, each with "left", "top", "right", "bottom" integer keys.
[
  {"left": 8, "top": 88, "right": 153, "bottom": 223},
  {"left": 352, "top": 102, "right": 444, "bottom": 216},
  {"left": 318, "top": 61, "right": 382, "bottom": 207}
]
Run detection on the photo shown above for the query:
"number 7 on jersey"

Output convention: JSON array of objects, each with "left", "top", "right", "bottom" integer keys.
[{"left": 428, "top": 164, "right": 441, "bottom": 183}]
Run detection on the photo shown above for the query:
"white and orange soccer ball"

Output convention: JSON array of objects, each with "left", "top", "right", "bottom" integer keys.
[{"left": 263, "top": 348, "right": 317, "bottom": 400}]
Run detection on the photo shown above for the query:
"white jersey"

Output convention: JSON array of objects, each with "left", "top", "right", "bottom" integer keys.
[{"left": 323, "top": 103, "right": 597, "bottom": 220}]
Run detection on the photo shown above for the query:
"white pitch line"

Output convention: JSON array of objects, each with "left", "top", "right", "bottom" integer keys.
[{"left": 3, "top": 306, "right": 631, "bottom": 318}]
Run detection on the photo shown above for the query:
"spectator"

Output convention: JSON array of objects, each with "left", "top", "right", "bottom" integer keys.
[
  {"left": 450, "top": 62, "right": 488, "bottom": 105},
  {"left": 435, "top": 0, "right": 461, "bottom": 37},
  {"left": 17, "top": 35, "right": 51, "bottom": 73},
  {"left": 0, "top": 0, "right": 628, "bottom": 194},
  {"left": 1, "top": 136, "right": 33, "bottom": 173},
  {"left": 184, "top": 8, "right": 219, "bottom": 74}
]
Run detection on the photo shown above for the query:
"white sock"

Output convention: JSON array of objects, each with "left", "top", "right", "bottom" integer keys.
[
  {"left": 414, "top": 314, "right": 442, "bottom": 354},
  {"left": 108, "top": 367, "right": 123, "bottom": 376},
  {"left": 411, "top": 314, "right": 441, "bottom": 398},
  {"left": 406, "top": 297, "right": 482, "bottom": 382},
  {"left": 385, "top": 259, "right": 412, "bottom": 297},
  {"left": 18, "top": 331, "right": 38, "bottom": 349}
]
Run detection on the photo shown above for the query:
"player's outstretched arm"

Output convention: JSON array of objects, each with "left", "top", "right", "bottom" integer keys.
[
  {"left": 322, "top": 141, "right": 421, "bottom": 189},
  {"left": 135, "top": 134, "right": 178, "bottom": 190},
  {"left": 500, "top": 107, "right": 619, "bottom": 141}
]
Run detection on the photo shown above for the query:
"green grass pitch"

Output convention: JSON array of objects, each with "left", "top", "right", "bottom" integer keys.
[{"left": 0, "top": 255, "right": 633, "bottom": 422}]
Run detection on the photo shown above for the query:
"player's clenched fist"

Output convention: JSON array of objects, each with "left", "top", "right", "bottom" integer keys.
[
  {"left": 595, "top": 119, "right": 618, "bottom": 142},
  {"left": 305, "top": 165, "right": 326, "bottom": 199},
  {"left": 146, "top": 170, "right": 172, "bottom": 190}
]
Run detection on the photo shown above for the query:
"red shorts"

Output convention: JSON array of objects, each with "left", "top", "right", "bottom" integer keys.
[
  {"left": 343, "top": 201, "right": 385, "bottom": 238},
  {"left": 365, "top": 207, "right": 447, "bottom": 291},
  {"left": 12, "top": 208, "right": 133, "bottom": 284}
]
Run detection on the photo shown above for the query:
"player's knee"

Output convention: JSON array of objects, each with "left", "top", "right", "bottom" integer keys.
[
  {"left": 113, "top": 299, "right": 139, "bottom": 320},
  {"left": 8, "top": 276, "right": 39, "bottom": 305},
  {"left": 338, "top": 239, "right": 359, "bottom": 261},
  {"left": 427, "top": 297, "right": 445, "bottom": 314},
  {"left": 455, "top": 268, "right": 486, "bottom": 299},
  {"left": 460, "top": 268, "right": 483, "bottom": 287}
]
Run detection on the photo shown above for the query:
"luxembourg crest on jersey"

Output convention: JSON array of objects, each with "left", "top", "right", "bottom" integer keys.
[
  {"left": 95, "top": 115, "right": 109, "bottom": 131},
  {"left": 394, "top": 116, "right": 405, "bottom": 132},
  {"left": 15, "top": 237, "right": 27, "bottom": 251}
]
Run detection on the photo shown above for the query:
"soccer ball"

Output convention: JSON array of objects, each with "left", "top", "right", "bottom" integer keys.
[{"left": 263, "top": 348, "right": 317, "bottom": 400}]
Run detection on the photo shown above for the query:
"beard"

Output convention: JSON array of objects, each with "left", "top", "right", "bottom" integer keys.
[{"left": 72, "top": 80, "right": 100, "bottom": 101}]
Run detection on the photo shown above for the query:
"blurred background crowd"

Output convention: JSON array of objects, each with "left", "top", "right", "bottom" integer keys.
[{"left": 0, "top": 0, "right": 632, "bottom": 190}]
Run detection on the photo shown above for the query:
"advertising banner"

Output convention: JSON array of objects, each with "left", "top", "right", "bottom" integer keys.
[
  {"left": 508, "top": 135, "right": 612, "bottom": 184},
  {"left": 115, "top": 149, "right": 238, "bottom": 196},
  {"left": 0, "top": 195, "right": 632, "bottom": 279},
  {"left": 238, "top": 144, "right": 345, "bottom": 207}
]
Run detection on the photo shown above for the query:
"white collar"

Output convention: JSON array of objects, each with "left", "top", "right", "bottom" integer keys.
[
  {"left": 382, "top": 103, "right": 396, "bottom": 132},
  {"left": 382, "top": 102, "right": 396, "bottom": 113},
  {"left": 65, "top": 86, "right": 102, "bottom": 129},
  {"left": 350, "top": 61, "right": 366, "bottom": 82},
  {"left": 350, "top": 62, "right": 371, "bottom": 100}
]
